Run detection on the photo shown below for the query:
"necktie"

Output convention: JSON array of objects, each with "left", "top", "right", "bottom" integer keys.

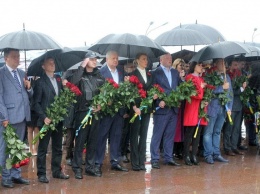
[{"left": 12, "top": 70, "right": 22, "bottom": 89}]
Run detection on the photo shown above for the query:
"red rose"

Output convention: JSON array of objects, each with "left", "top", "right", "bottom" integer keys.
[
  {"left": 12, "top": 163, "right": 20, "bottom": 168},
  {"left": 66, "top": 82, "right": 82, "bottom": 96},
  {"left": 129, "top": 75, "right": 140, "bottom": 85},
  {"left": 206, "top": 84, "right": 216, "bottom": 90},
  {"left": 113, "top": 83, "right": 119, "bottom": 88},
  {"left": 137, "top": 83, "right": 143, "bottom": 89}
]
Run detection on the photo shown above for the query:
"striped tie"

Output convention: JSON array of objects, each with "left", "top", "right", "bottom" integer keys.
[{"left": 12, "top": 70, "right": 22, "bottom": 89}]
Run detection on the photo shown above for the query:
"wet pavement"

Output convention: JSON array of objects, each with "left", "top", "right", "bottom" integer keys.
[{"left": 1, "top": 120, "right": 260, "bottom": 194}]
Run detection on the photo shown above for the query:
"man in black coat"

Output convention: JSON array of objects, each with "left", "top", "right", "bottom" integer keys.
[
  {"left": 68, "top": 52, "right": 105, "bottom": 179},
  {"left": 33, "top": 57, "right": 69, "bottom": 183}
]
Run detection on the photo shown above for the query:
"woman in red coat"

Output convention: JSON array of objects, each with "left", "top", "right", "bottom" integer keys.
[{"left": 183, "top": 61, "right": 207, "bottom": 166}]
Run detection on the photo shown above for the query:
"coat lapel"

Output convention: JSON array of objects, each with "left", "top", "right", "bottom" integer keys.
[
  {"left": 43, "top": 74, "right": 56, "bottom": 95},
  {"left": 4, "top": 66, "right": 22, "bottom": 91}
]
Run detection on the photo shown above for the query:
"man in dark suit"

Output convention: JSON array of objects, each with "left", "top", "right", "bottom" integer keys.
[
  {"left": 150, "top": 53, "right": 181, "bottom": 169},
  {"left": 223, "top": 59, "right": 245, "bottom": 156},
  {"left": 95, "top": 51, "right": 128, "bottom": 175},
  {"left": 0, "top": 48, "right": 32, "bottom": 188},
  {"left": 33, "top": 57, "right": 69, "bottom": 183}
]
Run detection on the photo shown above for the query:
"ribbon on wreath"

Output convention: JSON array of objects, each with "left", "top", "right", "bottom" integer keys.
[{"left": 75, "top": 108, "right": 93, "bottom": 136}]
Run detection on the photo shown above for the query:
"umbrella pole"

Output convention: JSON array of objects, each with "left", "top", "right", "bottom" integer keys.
[
  {"left": 223, "top": 60, "right": 226, "bottom": 82},
  {"left": 24, "top": 50, "right": 27, "bottom": 72}
]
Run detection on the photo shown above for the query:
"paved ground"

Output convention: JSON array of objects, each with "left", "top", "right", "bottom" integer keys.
[{"left": 1, "top": 120, "right": 260, "bottom": 194}]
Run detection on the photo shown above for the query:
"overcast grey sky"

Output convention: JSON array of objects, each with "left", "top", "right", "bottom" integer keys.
[{"left": 1, "top": 0, "right": 260, "bottom": 53}]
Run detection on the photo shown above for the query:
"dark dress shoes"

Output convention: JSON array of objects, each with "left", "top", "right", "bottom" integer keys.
[
  {"left": 132, "top": 167, "right": 140, "bottom": 171},
  {"left": 190, "top": 155, "right": 200, "bottom": 165},
  {"left": 38, "top": 176, "right": 49, "bottom": 183},
  {"left": 85, "top": 168, "right": 102, "bottom": 177},
  {"left": 232, "top": 149, "right": 244, "bottom": 155},
  {"left": 53, "top": 172, "right": 70, "bottom": 179},
  {"left": 151, "top": 162, "right": 160, "bottom": 169},
  {"left": 225, "top": 150, "right": 236, "bottom": 156},
  {"left": 73, "top": 170, "right": 83, "bottom": 179},
  {"left": 140, "top": 165, "right": 146, "bottom": 171},
  {"left": 111, "top": 164, "right": 129, "bottom": 172},
  {"left": 12, "top": 177, "right": 30, "bottom": 185},
  {"left": 122, "top": 155, "right": 130, "bottom": 163},
  {"left": 164, "top": 159, "right": 181, "bottom": 166},
  {"left": 1, "top": 179, "right": 14, "bottom": 188},
  {"left": 184, "top": 156, "right": 193, "bottom": 166},
  {"left": 238, "top": 145, "right": 248, "bottom": 150},
  {"left": 95, "top": 166, "right": 102, "bottom": 176}
]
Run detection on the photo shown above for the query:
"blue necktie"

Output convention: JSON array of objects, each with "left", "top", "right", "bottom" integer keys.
[{"left": 12, "top": 70, "right": 22, "bottom": 89}]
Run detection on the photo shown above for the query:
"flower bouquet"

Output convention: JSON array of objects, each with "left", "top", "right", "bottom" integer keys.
[
  {"left": 3, "top": 124, "right": 31, "bottom": 169},
  {"left": 33, "top": 82, "right": 82, "bottom": 144},
  {"left": 163, "top": 80, "right": 197, "bottom": 108},
  {"left": 92, "top": 78, "right": 121, "bottom": 117}
]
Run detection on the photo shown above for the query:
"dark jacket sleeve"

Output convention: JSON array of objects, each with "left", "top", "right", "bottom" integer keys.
[
  {"left": 32, "top": 79, "right": 46, "bottom": 121},
  {"left": 68, "top": 66, "right": 85, "bottom": 86}
]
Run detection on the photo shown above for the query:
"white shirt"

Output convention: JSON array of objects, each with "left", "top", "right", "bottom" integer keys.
[
  {"left": 137, "top": 67, "right": 147, "bottom": 83},
  {"left": 108, "top": 66, "right": 119, "bottom": 84}
]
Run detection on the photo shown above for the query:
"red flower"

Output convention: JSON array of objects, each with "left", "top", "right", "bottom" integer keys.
[
  {"left": 65, "top": 82, "right": 82, "bottom": 96},
  {"left": 153, "top": 84, "right": 164, "bottom": 93},
  {"left": 56, "top": 77, "right": 61, "bottom": 82},
  {"left": 12, "top": 158, "right": 30, "bottom": 168},
  {"left": 129, "top": 75, "right": 140, "bottom": 85},
  {"left": 139, "top": 89, "right": 147, "bottom": 98},
  {"left": 137, "top": 83, "right": 143, "bottom": 89},
  {"left": 106, "top": 78, "right": 114, "bottom": 84},
  {"left": 206, "top": 84, "right": 216, "bottom": 90},
  {"left": 113, "top": 83, "right": 119, "bottom": 88},
  {"left": 147, "top": 72, "right": 151, "bottom": 76}
]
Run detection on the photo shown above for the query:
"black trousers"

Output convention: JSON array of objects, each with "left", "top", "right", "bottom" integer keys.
[
  {"left": 72, "top": 111, "right": 100, "bottom": 172},
  {"left": 37, "top": 122, "right": 63, "bottom": 177},
  {"left": 183, "top": 126, "right": 202, "bottom": 157},
  {"left": 130, "top": 113, "right": 150, "bottom": 169},
  {"left": 121, "top": 116, "right": 131, "bottom": 156},
  {"left": 65, "top": 127, "right": 76, "bottom": 160}
]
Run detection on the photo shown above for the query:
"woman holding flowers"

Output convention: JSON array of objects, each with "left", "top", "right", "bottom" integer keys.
[
  {"left": 183, "top": 62, "right": 207, "bottom": 166},
  {"left": 129, "top": 53, "right": 153, "bottom": 171},
  {"left": 68, "top": 52, "right": 105, "bottom": 179}
]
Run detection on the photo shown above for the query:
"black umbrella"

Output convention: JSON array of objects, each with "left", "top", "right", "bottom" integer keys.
[
  {"left": 171, "top": 49, "right": 196, "bottom": 63},
  {"left": 190, "top": 41, "right": 250, "bottom": 63},
  {"left": 27, "top": 48, "right": 87, "bottom": 76},
  {"left": 173, "top": 22, "right": 226, "bottom": 43},
  {"left": 155, "top": 28, "right": 213, "bottom": 46},
  {"left": 88, "top": 33, "right": 166, "bottom": 58},
  {"left": 0, "top": 24, "right": 62, "bottom": 70}
]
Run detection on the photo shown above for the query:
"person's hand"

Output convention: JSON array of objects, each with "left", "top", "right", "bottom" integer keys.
[
  {"left": 153, "top": 94, "right": 158, "bottom": 100},
  {"left": 124, "top": 76, "right": 130, "bottom": 82},
  {"left": 123, "top": 114, "right": 129, "bottom": 118},
  {"left": 23, "top": 78, "right": 31, "bottom": 90},
  {"left": 81, "top": 58, "right": 89, "bottom": 68},
  {"left": 93, "top": 105, "right": 101, "bottom": 113},
  {"left": 201, "top": 82, "right": 207, "bottom": 88},
  {"left": 62, "top": 79, "right": 68, "bottom": 86},
  {"left": 227, "top": 109, "right": 231, "bottom": 116},
  {"left": 44, "top": 117, "right": 52, "bottom": 125},
  {"left": 222, "top": 82, "right": 229, "bottom": 90},
  {"left": 2, "top": 120, "right": 9, "bottom": 127},
  {"left": 133, "top": 106, "right": 141, "bottom": 115},
  {"left": 204, "top": 101, "right": 209, "bottom": 107},
  {"left": 180, "top": 70, "right": 185, "bottom": 78},
  {"left": 159, "top": 101, "right": 165, "bottom": 108},
  {"left": 242, "top": 82, "right": 247, "bottom": 89}
]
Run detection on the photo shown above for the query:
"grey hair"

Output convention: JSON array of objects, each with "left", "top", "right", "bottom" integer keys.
[{"left": 106, "top": 51, "right": 118, "bottom": 58}]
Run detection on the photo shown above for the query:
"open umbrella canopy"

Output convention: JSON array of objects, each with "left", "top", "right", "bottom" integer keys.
[
  {"left": 0, "top": 29, "right": 62, "bottom": 50},
  {"left": 173, "top": 23, "right": 226, "bottom": 43},
  {"left": 171, "top": 49, "right": 196, "bottom": 62},
  {"left": 190, "top": 41, "right": 250, "bottom": 63},
  {"left": 0, "top": 54, "right": 4, "bottom": 67},
  {"left": 155, "top": 28, "right": 213, "bottom": 46},
  {"left": 27, "top": 48, "right": 87, "bottom": 76},
  {"left": 89, "top": 33, "right": 167, "bottom": 58}
]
